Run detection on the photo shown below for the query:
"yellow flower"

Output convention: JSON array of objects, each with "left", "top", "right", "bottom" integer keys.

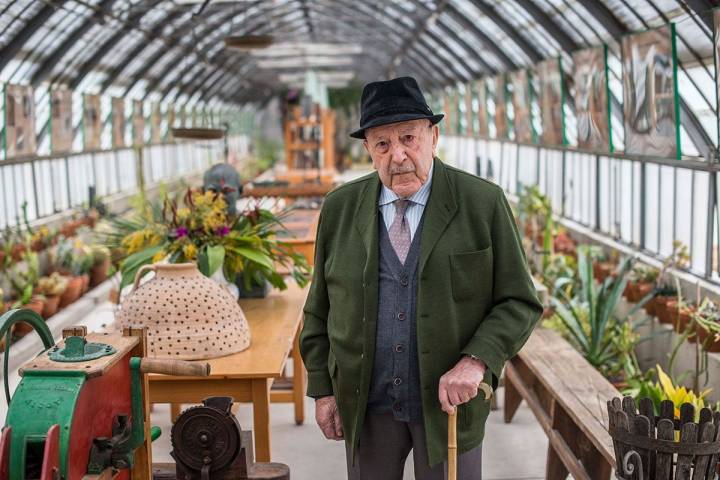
[
  {"left": 74, "top": 238, "right": 85, "bottom": 249},
  {"left": 152, "top": 250, "right": 167, "bottom": 263},
  {"left": 120, "top": 228, "right": 164, "bottom": 255},
  {"left": 183, "top": 243, "right": 197, "bottom": 260},
  {"left": 656, "top": 365, "right": 711, "bottom": 420},
  {"left": 177, "top": 208, "right": 191, "bottom": 221}
]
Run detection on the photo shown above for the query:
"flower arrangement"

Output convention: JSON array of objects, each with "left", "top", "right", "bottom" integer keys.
[{"left": 106, "top": 188, "right": 311, "bottom": 291}]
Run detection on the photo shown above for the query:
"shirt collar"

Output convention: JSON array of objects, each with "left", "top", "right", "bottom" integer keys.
[{"left": 378, "top": 160, "right": 434, "bottom": 207}]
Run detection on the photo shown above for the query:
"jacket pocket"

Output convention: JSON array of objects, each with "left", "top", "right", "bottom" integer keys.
[{"left": 450, "top": 247, "right": 493, "bottom": 301}]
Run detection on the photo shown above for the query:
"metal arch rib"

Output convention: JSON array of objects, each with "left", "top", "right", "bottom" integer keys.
[
  {"left": 0, "top": 1, "right": 65, "bottom": 73},
  {"left": 66, "top": 0, "right": 167, "bottom": 90},
  {"left": 193, "top": 10, "right": 447, "bottom": 106},
  {"left": 136, "top": 1, "right": 288, "bottom": 99},
  {"left": 30, "top": 0, "right": 117, "bottom": 87},
  {"left": 443, "top": 2, "right": 517, "bottom": 70},
  {"left": 98, "top": 7, "right": 187, "bottom": 93},
  {"left": 162, "top": 2, "right": 451, "bottom": 104},
  {"left": 513, "top": 0, "right": 578, "bottom": 52},
  {"left": 114, "top": 1, "right": 266, "bottom": 95},
  {"left": 466, "top": 0, "right": 543, "bottom": 63}
]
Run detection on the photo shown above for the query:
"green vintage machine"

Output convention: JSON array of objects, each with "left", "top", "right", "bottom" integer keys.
[{"left": 0, "top": 308, "right": 210, "bottom": 480}]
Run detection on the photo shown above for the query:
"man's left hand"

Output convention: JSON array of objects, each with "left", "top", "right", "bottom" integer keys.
[{"left": 438, "top": 356, "right": 487, "bottom": 414}]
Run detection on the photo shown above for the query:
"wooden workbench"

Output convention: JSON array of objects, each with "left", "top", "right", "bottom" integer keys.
[{"left": 147, "top": 282, "right": 309, "bottom": 463}]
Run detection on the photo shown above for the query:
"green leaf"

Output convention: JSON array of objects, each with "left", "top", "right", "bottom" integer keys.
[
  {"left": 206, "top": 245, "right": 225, "bottom": 276},
  {"left": 225, "top": 246, "right": 274, "bottom": 270},
  {"left": 120, "top": 245, "right": 164, "bottom": 290}
]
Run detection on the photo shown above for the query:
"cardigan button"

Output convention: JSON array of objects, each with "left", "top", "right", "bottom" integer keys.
[
  {"left": 397, "top": 312, "right": 406, "bottom": 321},
  {"left": 394, "top": 344, "right": 405, "bottom": 353},
  {"left": 393, "top": 377, "right": 403, "bottom": 386}
]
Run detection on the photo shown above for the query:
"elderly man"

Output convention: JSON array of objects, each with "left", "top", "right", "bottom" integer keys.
[{"left": 300, "top": 77, "right": 542, "bottom": 479}]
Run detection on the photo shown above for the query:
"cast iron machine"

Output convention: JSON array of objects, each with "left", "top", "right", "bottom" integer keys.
[
  {"left": 0, "top": 308, "right": 210, "bottom": 480},
  {"left": 165, "top": 397, "right": 289, "bottom": 480}
]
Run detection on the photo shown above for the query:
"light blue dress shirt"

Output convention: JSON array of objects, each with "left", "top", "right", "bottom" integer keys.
[{"left": 378, "top": 160, "right": 434, "bottom": 241}]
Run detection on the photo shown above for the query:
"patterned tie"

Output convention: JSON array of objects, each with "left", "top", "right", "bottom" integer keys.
[{"left": 388, "top": 199, "right": 411, "bottom": 264}]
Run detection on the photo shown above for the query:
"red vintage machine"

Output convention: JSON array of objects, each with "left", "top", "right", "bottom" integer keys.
[{"left": 0, "top": 308, "right": 209, "bottom": 480}]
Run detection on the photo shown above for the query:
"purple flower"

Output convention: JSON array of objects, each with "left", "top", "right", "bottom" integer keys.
[
  {"left": 175, "top": 227, "right": 189, "bottom": 238},
  {"left": 216, "top": 226, "right": 230, "bottom": 237}
]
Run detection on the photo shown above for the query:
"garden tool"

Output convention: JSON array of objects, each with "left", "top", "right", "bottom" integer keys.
[
  {"left": 0, "top": 308, "right": 210, "bottom": 480},
  {"left": 447, "top": 382, "right": 493, "bottom": 480}
]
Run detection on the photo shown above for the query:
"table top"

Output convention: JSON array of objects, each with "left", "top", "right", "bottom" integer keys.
[{"left": 149, "top": 282, "right": 309, "bottom": 381}]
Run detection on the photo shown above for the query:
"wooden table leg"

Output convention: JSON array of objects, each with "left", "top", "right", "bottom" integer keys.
[
  {"left": 292, "top": 326, "right": 306, "bottom": 425},
  {"left": 252, "top": 378, "right": 272, "bottom": 462},
  {"left": 170, "top": 403, "right": 182, "bottom": 423}
]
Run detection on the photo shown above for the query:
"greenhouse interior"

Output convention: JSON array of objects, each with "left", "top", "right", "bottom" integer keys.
[{"left": 5, "top": 0, "right": 720, "bottom": 479}]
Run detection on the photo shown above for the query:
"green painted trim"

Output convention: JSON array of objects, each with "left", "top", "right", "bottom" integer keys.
[
  {"left": 604, "top": 44, "right": 614, "bottom": 154},
  {"left": 715, "top": 8, "right": 720, "bottom": 149},
  {"left": 2, "top": 83, "right": 6, "bottom": 160},
  {"left": 6, "top": 374, "right": 86, "bottom": 480},
  {"left": 527, "top": 68, "right": 537, "bottom": 144},
  {"left": 558, "top": 57, "right": 568, "bottom": 147},
  {"left": 47, "top": 90, "right": 53, "bottom": 152},
  {"left": 670, "top": 22, "right": 681, "bottom": 160}
]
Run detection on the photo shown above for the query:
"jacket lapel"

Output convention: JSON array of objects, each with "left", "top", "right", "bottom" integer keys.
[
  {"left": 355, "top": 172, "right": 381, "bottom": 276},
  {"left": 419, "top": 159, "right": 458, "bottom": 274}
]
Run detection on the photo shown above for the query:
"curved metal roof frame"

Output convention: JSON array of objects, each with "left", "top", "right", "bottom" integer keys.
[{"left": 0, "top": 0, "right": 717, "bottom": 156}]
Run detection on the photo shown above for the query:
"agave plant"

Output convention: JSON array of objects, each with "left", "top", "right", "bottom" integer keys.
[{"left": 550, "top": 246, "right": 641, "bottom": 376}]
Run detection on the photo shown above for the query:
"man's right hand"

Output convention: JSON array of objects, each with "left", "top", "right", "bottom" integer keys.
[{"left": 315, "top": 395, "right": 343, "bottom": 440}]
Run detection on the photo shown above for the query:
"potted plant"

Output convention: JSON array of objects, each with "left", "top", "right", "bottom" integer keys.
[
  {"left": 553, "top": 226, "right": 576, "bottom": 256},
  {"left": 589, "top": 246, "right": 617, "bottom": 283},
  {"left": 53, "top": 237, "right": 89, "bottom": 307},
  {"left": 548, "top": 246, "right": 646, "bottom": 383},
  {"left": 104, "top": 188, "right": 311, "bottom": 297},
  {"left": 668, "top": 291, "right": 697, "bottom": 342},
  {"left": 624, "top": 263, "right": 658, "bottom": 304},
  {"left": 8, "top": 250, "right": 44, "bottom": 334},
  {"left": 89, "top": 245, "right": 111, "bottom": 287},
  {"left": 36, "top": 273, "right": 68, "bottom": 319},
  {"left": 29, "top": 226, "right": 55, "bottom": 252},
  {"left": 693, "top": 298, "right": 720, "bottom": 352},
  {"left": 650, "top": 241, "right": 689, "bottom": 321}
]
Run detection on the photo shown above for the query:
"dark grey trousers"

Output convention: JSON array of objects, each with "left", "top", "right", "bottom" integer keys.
[{"left": 346, "top": 413, "right": 482, "bottom": 480}]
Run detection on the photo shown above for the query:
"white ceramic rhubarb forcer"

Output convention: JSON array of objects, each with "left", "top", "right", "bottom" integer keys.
[{"left": 116, "top": 262, "right": 251, "bottom": 359}]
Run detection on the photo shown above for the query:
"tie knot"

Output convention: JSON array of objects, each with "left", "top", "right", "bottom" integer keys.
[{"left": 394, "top": 199, "right": 410, "bottom": 217}]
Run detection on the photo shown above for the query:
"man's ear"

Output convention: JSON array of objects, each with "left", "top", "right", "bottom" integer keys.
[
  {"left": 362, "top": 139, "right": 370, "bottom": 154},
  {"left": 431, "top": 124, "right": 439, "bottom": 152}
]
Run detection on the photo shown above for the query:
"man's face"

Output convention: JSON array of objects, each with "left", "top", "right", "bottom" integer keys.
[{"left": 363, "top": 119, "right": 439, "bottom": 198}]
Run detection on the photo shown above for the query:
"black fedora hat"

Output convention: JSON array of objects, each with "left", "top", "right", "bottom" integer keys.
[{"left": 350, "top": 76, "right": 444, "bottom": 139}]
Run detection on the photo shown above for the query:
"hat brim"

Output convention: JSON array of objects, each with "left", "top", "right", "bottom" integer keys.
[{"left": 350, "top": 113, "right": 444, "bottom": 139}]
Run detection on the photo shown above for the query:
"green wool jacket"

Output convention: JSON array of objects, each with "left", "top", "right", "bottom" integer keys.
[{"left": 299, "top": 158, "right": 543, "bottom": 466}]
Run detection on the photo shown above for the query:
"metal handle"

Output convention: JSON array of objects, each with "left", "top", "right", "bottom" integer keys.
[
  {"left": 448, "top": 410, "right": 457, "bottom": 480},
  {"left": 139, "top": 358, "right": 211, "bottom": 377},
  {"left": 132, "top": 264, "right": 157, "bottom": 292}
]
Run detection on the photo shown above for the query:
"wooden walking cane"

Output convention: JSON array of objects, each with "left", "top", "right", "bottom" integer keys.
[{"left": 448, "top": 382, "right": 493, "bottom": 480}]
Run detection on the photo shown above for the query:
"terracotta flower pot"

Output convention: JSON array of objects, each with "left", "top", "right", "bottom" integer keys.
[
  {"left": 90, "top": 258, "right": 111, "bottom": 287},
  {"left": 677, "top": 308, "right": 697, "bottom": 342},
  {"left": 42, "top": 294, "right": 60, "bottom": 319},
  {"left": 542, "top": 306, "right": 556, "bottom": 319},
  {"left": 24, "top": 298, "right": 45, "bottom": 316},
  {"left": 80, "top": 274, "right": 90, "bottom": 294},
  {"left": 117, "top": 263, "right": 251, "bottom": 360},
  {"left": 10, "top": 243, "right": 26, "bottom": 262},
  {"left": 654, "top": 296, "right": 675, "bottom": 324},
  {"left": 59, "top": 276, "right": 83, "bottom": 308},
  {"left": 593, "top": 262, "right": 615, "bottom": 283},
  {"left": 698, "top": 326, "right": 720, "bottom": 352}
]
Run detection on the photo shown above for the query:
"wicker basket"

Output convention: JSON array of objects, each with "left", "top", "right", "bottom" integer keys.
[{"left": 608, "top": 396, "right": 720, "bottom": 479}]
